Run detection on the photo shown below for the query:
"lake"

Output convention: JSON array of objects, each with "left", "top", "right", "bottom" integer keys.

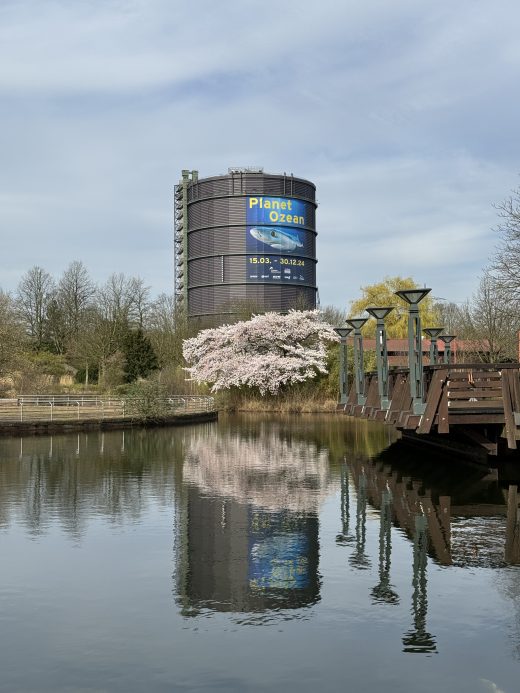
[{"left": 1, "top": 414, "right": 519, "bottom": 692}]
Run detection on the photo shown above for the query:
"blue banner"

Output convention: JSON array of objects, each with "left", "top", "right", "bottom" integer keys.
[
  {"left": 246, "top": 196, "right": 307, "bottom": 227},
  {"left": 245, "top": 196, "right": 310, "bottom": 284},
  {"left": 245, "top": 254, "right": 312, "bottom": 283}
]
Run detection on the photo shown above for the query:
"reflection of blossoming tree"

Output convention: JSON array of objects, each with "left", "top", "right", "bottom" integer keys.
[
  {"left": 182, "top": 310, "right": 338, "bottom": 395},
  {"left": 183, "top": 427, "right": 335, "bottom": 513}
]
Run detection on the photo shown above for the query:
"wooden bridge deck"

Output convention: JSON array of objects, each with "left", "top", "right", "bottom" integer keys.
[{"left": 341, "top": 364, "right": 520, "bottom": 457}]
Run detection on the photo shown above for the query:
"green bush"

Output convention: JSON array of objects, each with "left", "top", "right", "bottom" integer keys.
[{"left": 124, "top": 380, "right": 170, "bottom": 419}]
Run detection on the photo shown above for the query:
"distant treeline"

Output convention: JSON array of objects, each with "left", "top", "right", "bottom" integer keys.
[
  {"left": 0, "top": 262, "right": 193, "bottom": 395},
  {"left": 2, "top": 248, "right": 520, "bottom": 402}
]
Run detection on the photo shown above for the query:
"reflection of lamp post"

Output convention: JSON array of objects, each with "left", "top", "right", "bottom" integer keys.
[
  {"left": 349, "top": 470, "right": 371, "bottom": 570},
  {"left": 334, "top": 327, "right": 353, "bottom": 405},
  {"left": 439, "top": 335, "right": 456, "bottom": 364},
  {"left": 371, "top": 486, "right": 399, "bottom": 604},
  {"left": 336, "top": 463, "right": 354, "bottom": 545},
  {"left": 422, "top": 328, "right": 444, "bottom": 365},
  {"left": 395, "top": 289, "right": 431, "bottom": 415},
  {"left": 402, "top": 514, "right": 437, "bottom": 654},
  {"left": 366, "top": 307, "right": 394, "bottom": 410},
  {"left": 346, "top": 317, "right": 369, "bottom": 406}
]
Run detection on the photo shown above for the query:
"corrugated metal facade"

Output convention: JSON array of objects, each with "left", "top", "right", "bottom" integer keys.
[{"left": 184, "top": 171, "right": 317, "bottom": 321}]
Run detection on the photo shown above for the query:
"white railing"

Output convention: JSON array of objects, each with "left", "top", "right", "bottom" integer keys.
[
  {"left": 166, "top": 396, "right": 215, "bottom": 413},
  {"left": 0, "top": 395, "right": 215, "bottom": 422}
]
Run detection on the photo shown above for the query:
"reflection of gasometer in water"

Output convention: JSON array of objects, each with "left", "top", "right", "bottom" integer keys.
[
  {"left": 176, "top": 492, "right": 321, "bottom": 615},
  {"left": 250, "top": 226, "right": 303, "bottom": 251}
]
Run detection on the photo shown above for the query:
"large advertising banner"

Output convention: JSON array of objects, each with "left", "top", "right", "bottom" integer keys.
[{"left": 245, "top": 196, "right": 312, "bottom": 284}]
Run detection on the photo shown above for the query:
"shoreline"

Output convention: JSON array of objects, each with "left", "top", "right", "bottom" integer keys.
[{"left": 0, "top": 410, "right": 218, "bottom": 438}]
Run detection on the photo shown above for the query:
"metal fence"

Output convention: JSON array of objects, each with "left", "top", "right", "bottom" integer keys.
[{"left": 0, "top": 395, "right": 216, "bottom": 423}]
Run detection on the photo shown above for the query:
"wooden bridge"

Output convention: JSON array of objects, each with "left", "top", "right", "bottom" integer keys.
[{"left": 341, "top": 363, "right": 520, "bottom": 457}]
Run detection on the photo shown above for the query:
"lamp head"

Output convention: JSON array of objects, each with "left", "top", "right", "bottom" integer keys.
[
  {"left": 439, "top": 335, "right": 456, "bottom": 344},
  {"left": 423, "top": 327, "right": 444, "bottom": 339},
  {"left": 366, "top": 306, "right": 394, "bottom": 320},
  {"left": 395, "top": 288, "right": 432, "bottom": 306},
  {"left": 334, "top": 327, "right": 353, "bottom": 339},
  {"left": 346, "top": 317, "right": 369, "bottom": 330}
]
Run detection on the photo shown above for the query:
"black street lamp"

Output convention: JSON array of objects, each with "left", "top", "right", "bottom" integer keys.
[
  {"left": 422, "top": 327, "right": 444, "bottom": 365},
  {"left": 346, "top": 317, "right": 369, "bottom": 405},
  {"left": 394, "top": 288, "right": 431, "bottom": 415},
  {"left": 334, "top": 327, "right": 353, "bottom": 405},
  {"left": 366, "top": 307, "right": 394, "bottom": 410},
  {"left": 439, "top": 335, "right": 456, "bottom": 364}
]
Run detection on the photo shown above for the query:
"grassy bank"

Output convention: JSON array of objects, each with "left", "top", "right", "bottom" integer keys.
[{"left": 217, "top": 391, "right": 338, "bottom": 413}]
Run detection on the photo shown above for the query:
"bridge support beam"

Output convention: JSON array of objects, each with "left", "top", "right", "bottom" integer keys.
[
  {"left": 423, "top": 327, "right": 444, "bottom": 365},
  {"left": 395, "top": 289, "right": 431, "bottom": 416},
  {"left": 334, "top": 327, "right": 353, "bottom": 405},
  {"left": 439, "top": 335, "right": 456, "bottom": 364},
  {"left": 347, "top": 318, "right": 369, "bottom": 406},
  {"left": 367, "top": 307, "right": 394, "bottom": 410}
]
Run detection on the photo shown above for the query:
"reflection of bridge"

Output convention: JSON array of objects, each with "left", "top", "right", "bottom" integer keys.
[
  {"left": 340, "top": 450, "right": 520, "bottom": 653},
  {"left": 347, "top": 448, "right": 520, "bottom": 566},
  {"left": 342, "top": 364, "right": 520, "bottom": 458}
]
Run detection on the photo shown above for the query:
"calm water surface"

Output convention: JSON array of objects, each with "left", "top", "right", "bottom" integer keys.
[{"left": 1, "top": 414, "right": 520, "bottom": 692}]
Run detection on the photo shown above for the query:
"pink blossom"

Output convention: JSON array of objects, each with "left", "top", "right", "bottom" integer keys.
[{"left": 183, "top": 310, "right": 339, "bottom": 394}]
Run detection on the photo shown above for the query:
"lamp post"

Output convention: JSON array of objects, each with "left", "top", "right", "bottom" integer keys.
[
  {"left": 394, "top": 288, "right": 431, "bottom": 415},
  {"left": 439, "top": 335, "right": 456, "bottom": 364},
  {"left": 422, "top": 327, "right": 444, "bottom": 365},
  {"left": 334, "top": 327, "right": 353, "bottom": 405},
  {"left": 346, "top": 317, "right": 369, "bottom": 405},
  {"left": 366, "top": 307, "right": 394, "bottom": 410}
]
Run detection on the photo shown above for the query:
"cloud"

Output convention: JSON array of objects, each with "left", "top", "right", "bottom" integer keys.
[
  {"left": 480, "top": 679, "right": 507, "bottom": 693},
  {"left": 1, "top": 0, "right": 520, "bottom": 307},
  {"left": 315, "top": 154, "right": 513, "bottom": 304}
]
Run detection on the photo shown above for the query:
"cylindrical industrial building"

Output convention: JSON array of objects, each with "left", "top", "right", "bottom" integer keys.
[{"left": 174, "top": 168, "right": 317, "bottom": 323}]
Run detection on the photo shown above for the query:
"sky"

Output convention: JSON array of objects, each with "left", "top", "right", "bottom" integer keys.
[{"left": 1, "top": 0, "right": 520, "bottom": 310}]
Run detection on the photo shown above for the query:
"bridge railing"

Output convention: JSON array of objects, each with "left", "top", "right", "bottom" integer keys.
[{"left": 344, "top": 363, "right": 520, "bottom": 452}]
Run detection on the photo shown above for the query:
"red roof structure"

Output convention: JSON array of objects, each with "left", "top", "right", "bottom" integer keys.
[{"left": 355, "top": 337, "right": 490, "bottom": 365}]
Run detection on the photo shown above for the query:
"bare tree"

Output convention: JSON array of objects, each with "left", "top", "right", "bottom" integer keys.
[
  {"left": 96, "top": 273, "right": 150, "bottom": 330},
  {"left": 147, "top": 293, "right": 190, "bottom": 367},
  {"left": 457, "top": 274, "right": 519, "bottom": 362},
  {"left": 320, "top": 304, "right": 346, "bottom": 327},
  {"left": 69, "top": 273, "right": 151, "bottom": 388},
  {"left": 432, "top": 300, "right": 462, "bottom": 335},
  {"left": 66, "top": 306, "right": 121, "bottom": 388},
  {"left": 491, "top": 185, "right": 520, "bottom": 304},
  {"left": 16, "top": 266, "right": 56, "bottom": 349},
  {"left": 128, "top": 276, "right": 151, "bottom": 328},
  {"left": 0, "top": 290, "right": 25, "bottom": 384},
  {"left": 57, "top": 261, "right": 95, "bottom": 335},
  {"left": 44, "top": 261, "right": 96, "bottom": 354},
  {"left": 45, "top": 297, "right": 67, "bottom": 354},
  {"left": 97, "top": 273, "right": 134, "bottom": 324}
]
